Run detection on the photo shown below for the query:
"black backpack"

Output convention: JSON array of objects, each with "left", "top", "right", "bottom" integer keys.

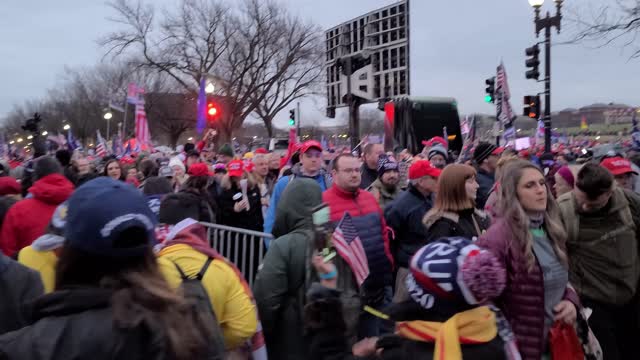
[{"left": 173, "top": 258, "right": 225, "bottom": 359}]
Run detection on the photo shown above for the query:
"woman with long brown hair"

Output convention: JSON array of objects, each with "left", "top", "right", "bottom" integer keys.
[
  {"left": 0, "top": 177, "right": 217, "bottom": 359},
  {"left": 476, "top": 160, "right": 580, "bottom": 360},
  {"left": 424, "top": 164, "right": 489, "bottom": 242}
]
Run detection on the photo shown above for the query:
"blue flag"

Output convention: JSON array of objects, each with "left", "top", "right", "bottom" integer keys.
[
  {"left": 196, "top": 78, "right": 207, "bottom": 135},
  {"left": 67, "top": 130, "right": 78, "bottom": 151}
]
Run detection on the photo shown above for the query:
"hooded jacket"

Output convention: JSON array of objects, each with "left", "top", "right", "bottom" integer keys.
[
  {"left": 0, "top": 253, "right": 44, "bottom": 334},
  {"left": 253, "top": 178, "right": 323, "bottom": 360},
  {"left": 0, "top": 288, "right": 195, "bottom": 359},
  {"left": 0, "top": 174, "right": 73, "bottom": 257},
  {"left": 262, "top": 163, "right": 331, "bottom": 238},
  {"left": 157, "top": 231, "right": 258, "bottom": 349}
]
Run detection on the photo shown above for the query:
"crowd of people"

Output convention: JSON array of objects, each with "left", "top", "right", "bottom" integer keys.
[{"left": 1, "top": 134, "right": 639, "bottom": 360}]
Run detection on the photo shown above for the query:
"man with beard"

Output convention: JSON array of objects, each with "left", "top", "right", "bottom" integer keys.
[{"left": 368, "top": 155, "right": 401, "bottom": 209}]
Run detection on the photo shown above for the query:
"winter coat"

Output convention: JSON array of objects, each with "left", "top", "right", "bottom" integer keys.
[
  {"left": 17, "top": 246, "right": 57, "bottom": 293},
  {"left": 323, "top": 185, "right": 394, "bottom": 288},
  {"left": 0, "top": 287, "right": 202, "bottom": 359},
  {"left": 558, "top": 188, "right": 640, "bottom": 305},
  {"left": 0, "top": 174, "right": 73, "bottom": 257},
  {"left": 158, "top": 244, "right": 257, "bottom": 349},
  {"left": 424, "top": 208, "right": 490, "bottom": 243},
  {"left": 263, "top": 163, "right": 331, "bottom": 236},
  {"left": 368, "top": 178, "right": 401, "bottom": 209},
  {"left": 384, "top": 184, "right": 433, "bottom": 268},
  {"left": 475, "top": 168, "right": 495, "bottom": 210},
  {"left": 216, "top": 182, "right": 263, "bottom": 231},
  {"left": 476, "top": 218, "right": 580, "bottom": 360},
  {"left": 253, "top": 179, "right": 324, "bottom": 360},
  {"left": 0, "top": 253, "right": 44, "bottom": 334},
  {"left": 359, "top": 164, "right": 378, "bottom": 190}
]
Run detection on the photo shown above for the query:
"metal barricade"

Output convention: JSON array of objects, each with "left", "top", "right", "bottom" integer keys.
[{"left": 200, "top": 222, "right": 272, "bottom": 286}]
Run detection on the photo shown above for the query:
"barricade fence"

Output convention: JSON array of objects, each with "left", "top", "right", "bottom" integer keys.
[{"left": 200, "top": 222, "right": 272, "bottom": 286}]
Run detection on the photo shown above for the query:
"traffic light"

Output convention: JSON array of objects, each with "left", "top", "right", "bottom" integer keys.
[
  {"left": 288, "top": 109, "right": 295, "bottom": 126},
  {"left": 525, "top": 45, "right": 540, "bottom": 80},
  {"left": 523, "top": 95, "right": 540, "bottom": 119},
  {"left": 206, "top": 99, "right": 220, "bottom": 122},
  {"left": 484, "top": 77, "right": 495, "bottom": 103}
]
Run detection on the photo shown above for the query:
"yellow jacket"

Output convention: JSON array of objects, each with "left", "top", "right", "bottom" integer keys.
[
  {"left": 18, "top": 246, "right": 58, "bottom": 293},
  {"left": 157, "top": 244, "right": 258, "bottom": 349}
]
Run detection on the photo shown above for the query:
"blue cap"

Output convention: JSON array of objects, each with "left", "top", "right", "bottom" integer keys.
[{"left": 65, "top": 177, "right": 157, "bottom": 257}]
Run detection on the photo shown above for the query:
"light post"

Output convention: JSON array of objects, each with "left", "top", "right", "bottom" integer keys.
[
  {"left": 63, "top": 124, "right": 71, "bottom": 131},
  {"left": 528, "top": 0, "right": 563, "bottom": 153},
  {"left": 103, "top": 109, "right": 113, "bottom": 139}
]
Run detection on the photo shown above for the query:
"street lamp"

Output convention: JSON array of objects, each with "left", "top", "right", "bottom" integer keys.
[
  {"left": 527, "top": 0, "right": 563, "bottom": 153},
  {"left": 27, "top": 135, "right": 33, "bottom": 140},
  {"left": 205, "top": 82, "right": 215, "bottom": 94},
  {"left": 17, "top": 138, "right": 23, "bottom": 143},
  {"left": 103, "top": 112, "right": 113, "bottom": 120},
  {"left": 63, "top": 124, "right": 71, "bottom": 131},
  {"left": 41, "top": 131, "right": 48, "bottom": 136}
]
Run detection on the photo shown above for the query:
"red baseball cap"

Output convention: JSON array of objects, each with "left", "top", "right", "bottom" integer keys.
[
  {"left": 227, "top": 160, "right": 244, "bottom": 177},
  {"left": 187, "top": 163, "right": 213, "bottom": 177},
  {"left": 492, "top": 147, "right": 505, "bottom": 156},
  {"left": 0, "top": 177, "right": 20, "bottom": 196},
  {"left": 300, "top": 140, "right": 322, "bottom": 154},
  {"left": 408, "top": 160, "right": 442, "bottom": 180},
  {"left": 254, "top": 148, "right": 268, "bottom": 154},
  {"left": 601, "top": 157, "right": 638, "bottom": 176}
]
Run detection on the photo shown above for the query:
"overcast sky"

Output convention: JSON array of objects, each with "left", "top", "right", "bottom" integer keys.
[{"left": 1, "top": 0, "right": 637, "bottom": 129}]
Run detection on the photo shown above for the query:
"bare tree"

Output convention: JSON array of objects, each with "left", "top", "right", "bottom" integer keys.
[
  {"left": 567, "top": 0, "right": 640, "bottom": 58},
  {"left": 100, "top": 0, "right": 322, "bottom": 143}
]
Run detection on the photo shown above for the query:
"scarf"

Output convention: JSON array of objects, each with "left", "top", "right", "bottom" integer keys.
[{"left": 396, "top": 306, "right": 497, "bottom": 360}]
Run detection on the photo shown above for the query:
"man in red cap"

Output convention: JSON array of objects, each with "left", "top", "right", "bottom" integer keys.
[
  {"left": 384, "top": 159, "right": 441, "bottom": 303},
  {"left": 601, "top": 157, "right": 638, "bottom": 191},
  {"left": 263, "top": 140, "right": 331, "bottom": 240}
]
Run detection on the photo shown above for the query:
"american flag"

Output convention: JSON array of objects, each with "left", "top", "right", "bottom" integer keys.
[
  {"left": 135, "top": 98, "right": 151, "bottom": 148},
  {"left": 127, "top": 82, "right": 141, "bottom": 104},
  {"left": 331, "top": 213, "right": 369, "bottom": 287},
  {"left": 67, "top": 129, "right": 79, "bottom": 151},
  {"left": 96, "top": 130, "right": 108, "bottom": 157},
  {"left": 496, "top": 62, "right": 516, "bottom": 127}
]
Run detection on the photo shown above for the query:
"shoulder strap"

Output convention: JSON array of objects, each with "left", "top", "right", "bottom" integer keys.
[
  {"left": 172, "top": 257, "right": 214, "bottom": 281},
  {"left": 196, "top": 257, "right": 214, "bottom": 281}
]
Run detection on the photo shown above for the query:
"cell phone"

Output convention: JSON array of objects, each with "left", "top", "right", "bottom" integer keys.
[{"left": 311, "top": 203, "right": 330, "bottom": 251}]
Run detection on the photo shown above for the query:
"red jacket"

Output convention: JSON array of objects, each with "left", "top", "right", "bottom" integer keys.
[
  {"left": 0, "top": 174, "right": 74, "bottom": 257},
  {"left": 322, "top": 185, "right": 394, "bottom": 286}
]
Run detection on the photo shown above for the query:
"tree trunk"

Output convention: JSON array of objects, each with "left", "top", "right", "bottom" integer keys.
[
  {"left": 263, "top": 116, "right": 274, "bottom": 138},
  {"left": 169, "top": 131, "right": 181, "bottom": 149}
]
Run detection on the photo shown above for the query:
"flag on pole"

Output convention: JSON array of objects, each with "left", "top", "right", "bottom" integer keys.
[
  {"left": 496, "top": 62, "right": 516, "bottom": 128},
  {"left": 580, "top": 115, "right": 588, "bottom": 130},
  {"left": 127, "top": 83, "right": 141, "bottom": 104},
  {"left": 632, "top": 109, "right": 640, "bottom": 148},
  {"left": 196, "top": 78, "right": 207, "bottom": 135},
  {"left": 320, "top": 135, "right": 328, "bottom": 150},
  {"left": 443, "top": 126, "right": 449, "bottom": 149},
  {"left": 331, "top": 212, "right": 370, "bottom": 287},
  {"left": 135, "top": 98, "right": 151, "bottom": 149},
  {"left": 67, "top": 130, "right": 78, "bottom": 151},
  {"left": 96, "top": 130, "right": 108, "bottom": 157}
]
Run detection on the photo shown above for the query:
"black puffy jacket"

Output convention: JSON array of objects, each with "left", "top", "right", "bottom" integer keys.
[{"left": 0, "top": 287, "right": 203, "bottom": 360}]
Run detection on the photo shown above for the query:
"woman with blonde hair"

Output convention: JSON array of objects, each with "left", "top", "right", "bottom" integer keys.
[
  {"left": 424, "top": 164, "right": 489, "bottom": 242},
  {"left": 476, "top": 160, "right": 580, "bottom": 360}
]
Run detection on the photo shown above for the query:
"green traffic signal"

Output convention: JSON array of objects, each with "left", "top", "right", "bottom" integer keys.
[
  {"left": 288, "top": 119, "right": 295, "bottom": 126},
  {"left": 484, "top": 95, "right": 493, "bottom": 103}
]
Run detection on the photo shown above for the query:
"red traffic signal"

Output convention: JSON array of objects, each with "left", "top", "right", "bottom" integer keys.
[{"left": 206, "top": 101, "right": 219, "bottom": 121}]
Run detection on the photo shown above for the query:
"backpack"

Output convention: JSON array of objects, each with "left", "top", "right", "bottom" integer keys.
[{"left": 173, "top": 258, "right": 225, "bottom": 360}]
